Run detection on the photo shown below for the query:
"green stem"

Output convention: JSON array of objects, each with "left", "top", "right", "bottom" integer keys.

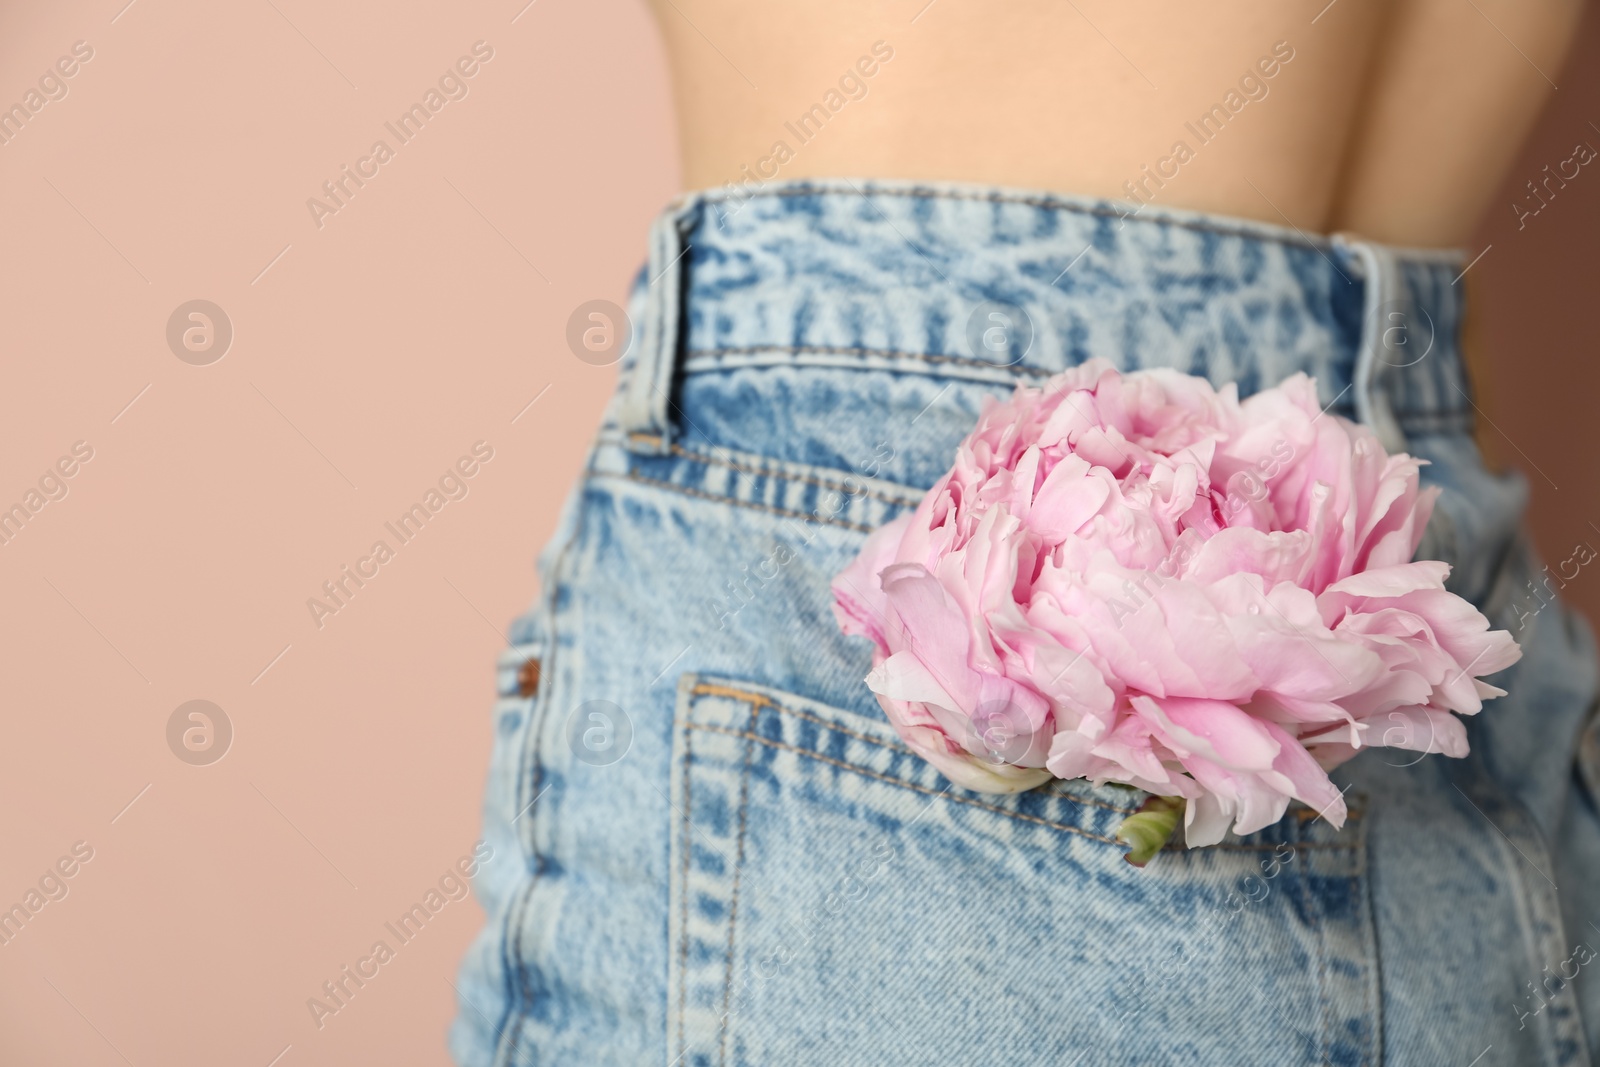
[{"left": 1115, "top": 795, "right": 1186, "bottom": 867}]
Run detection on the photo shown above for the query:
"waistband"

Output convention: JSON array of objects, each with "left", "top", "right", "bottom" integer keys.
[{"left": 615, "top": 178, "right": 1477, "bottom": 457}]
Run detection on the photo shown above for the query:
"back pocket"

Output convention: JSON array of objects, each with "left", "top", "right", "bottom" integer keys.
[{"left": 666, "top": 673, "right": 1379, "bottom": 1067}]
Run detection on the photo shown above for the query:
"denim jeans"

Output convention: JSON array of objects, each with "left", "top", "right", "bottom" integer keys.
[{"left": 451, "top": 180, "right": 1600, "bottom": 1066}]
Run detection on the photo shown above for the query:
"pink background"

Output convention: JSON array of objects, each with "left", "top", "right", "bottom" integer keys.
[{"left": 0, "top": 2, "right": 1593, "bottom": 1063}]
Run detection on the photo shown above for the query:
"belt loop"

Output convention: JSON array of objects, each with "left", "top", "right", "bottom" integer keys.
[
  {"left": 1332, "top": 233, "right": 1408, "bottom": 455},
  {"left": 618, "top": 196, "right": 700, "bottom": 455}
]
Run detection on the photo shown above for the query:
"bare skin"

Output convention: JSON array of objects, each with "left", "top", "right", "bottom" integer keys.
[{"left": 648, "top": 0, "right": 1585, "bottom": 248}]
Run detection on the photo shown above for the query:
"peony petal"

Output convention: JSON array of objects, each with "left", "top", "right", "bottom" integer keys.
[
  {"left": 1029, "top": 454, "right": 1109, "bottom": 541},
  {"left": 1257, "top": 719, "right": 1346, "bottom": 826},
  {"left": 1364, "top": 705, "right": 1469, "bottom": 759},
  {"left": 1129, "top": 695, "right": 1281, "bottom": 772},
  {"left": 829, "top": 513, "right": 913, "bottom": 648}
]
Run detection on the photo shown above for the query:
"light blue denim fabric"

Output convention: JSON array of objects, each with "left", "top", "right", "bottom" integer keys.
[{"left": 451, "top": 179, "right": 1600, "bottom": 1067}]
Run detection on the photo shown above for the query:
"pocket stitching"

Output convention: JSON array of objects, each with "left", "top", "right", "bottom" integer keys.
[
  {"left": 666, "top": 443, "right": 915, "bottom": 506},
  {"left": 684, "top": 720, "right": 1122, "bottom": 847},
  {"left": 686, "top": 678, "right": 1360, "bottom": 855},
  {"left": 617, "top": 470, "right": 877, "bottom": 533},
  {"left": 692, "top": 679, "right": 1144, "bottom": 816},
  {"left": 718, "top": 710, "right": 758, "bottom": 1067},
  {"left": 692, "top": 681, "right": 906, "bottom": 756}
]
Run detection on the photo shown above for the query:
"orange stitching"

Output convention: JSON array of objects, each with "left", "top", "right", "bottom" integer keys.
[
  {"left": 692, "top": 683, "right": 909, "bottom": 755},
  {"left": 691, "top": 682, "right": 778, "bottom": 711},
  {"left": 684, "top": 721, "right": 1122, "bottom": 847},
  {"left": 615, "top": 471, "right": 876, "bottom": 534},
  {"left": 667, "top": 444, "right": 915, "bottom": 507}
]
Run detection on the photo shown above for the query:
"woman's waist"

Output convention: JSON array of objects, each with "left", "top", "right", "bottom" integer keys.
[{"left": 611, "top": 178, "right": 1478, "bottom": 488}]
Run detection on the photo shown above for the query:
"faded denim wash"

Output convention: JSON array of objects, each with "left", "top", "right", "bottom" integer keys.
[{"left": 451, "top": 179, "right": 1600, "bottom": 1067}]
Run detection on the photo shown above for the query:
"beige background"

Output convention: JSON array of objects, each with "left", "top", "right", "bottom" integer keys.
[{"left": 0, "top": 2, "right": 1593, "bottom": 1064}]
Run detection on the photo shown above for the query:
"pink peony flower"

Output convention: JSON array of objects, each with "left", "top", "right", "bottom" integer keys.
[{"left": 831, "top": 359, "right": 1520, "bottom": 850}]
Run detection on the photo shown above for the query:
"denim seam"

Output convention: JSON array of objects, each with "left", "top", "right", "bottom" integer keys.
[
  {"left": 1351, "top": 866, "right": 1369, "bottom": 1067},
  {"left": 699, "top": 183, "right": 1340, "bottom": 254},
  {"left": 685, "top": 721, "right": 1359, "bottom": 855},
  {"left": 1362, "top": 823, "right": 1385, "bottom": 1067},
  {"left": 496, "top": 883, "right": 540, "bottom": 1067},
  {"left": 692, "top": 682, "right": 909, "bottom": 754},
  {"left": 1280, "top": 846, "right": 1318, "bottom": 1059},
  {"left": 675, "top": 725, "right": 695, "bottom": 1064},
  {"left": 496, "top": 672, "right": 560, "bottom": 1062},
  {"left": 1310, "top": 864, "right": 1336, "bottom": 1066},
  {"left": 1314, "top": 860, "right": 1338, "bottom": 1065},
  {"left": 683, "top": 720, "right": 1124, "bottom": 847},
  {"left": 685, "top": 344, "right": 1055, "bottom": 380},
  {"left": 691, "top": 683, "right": 1364, "bottom": 827},
  {"left": 1292, "top": 817, "right": 1374, "bottom": 1067},
  {"left": 1203, "top": 839, "right": 1355, "bottom": 853},
  {"left": 684, "top": 347, "right": 1476, "bottom": 435},
  {"left": 1035, "top": 783, "right": 1142, "bottom": 816},
  {"left": 667, "top": 443, "right": 916, "bottom": 506},
  {"left": 617, "top": 471, "right": 878, "bottom": 533},
  {"left": 496, "top": 473, "right": 591, "bottom": 1067},
  {"left": 689, "top": 681, "right": 1142, "bottom": 818},
  {"left": 1460, "top": 777, "right": 1589, "bottom": 1062},
  {"left": 718, "top": 707, "right": 758, "bottom": 1067}
]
